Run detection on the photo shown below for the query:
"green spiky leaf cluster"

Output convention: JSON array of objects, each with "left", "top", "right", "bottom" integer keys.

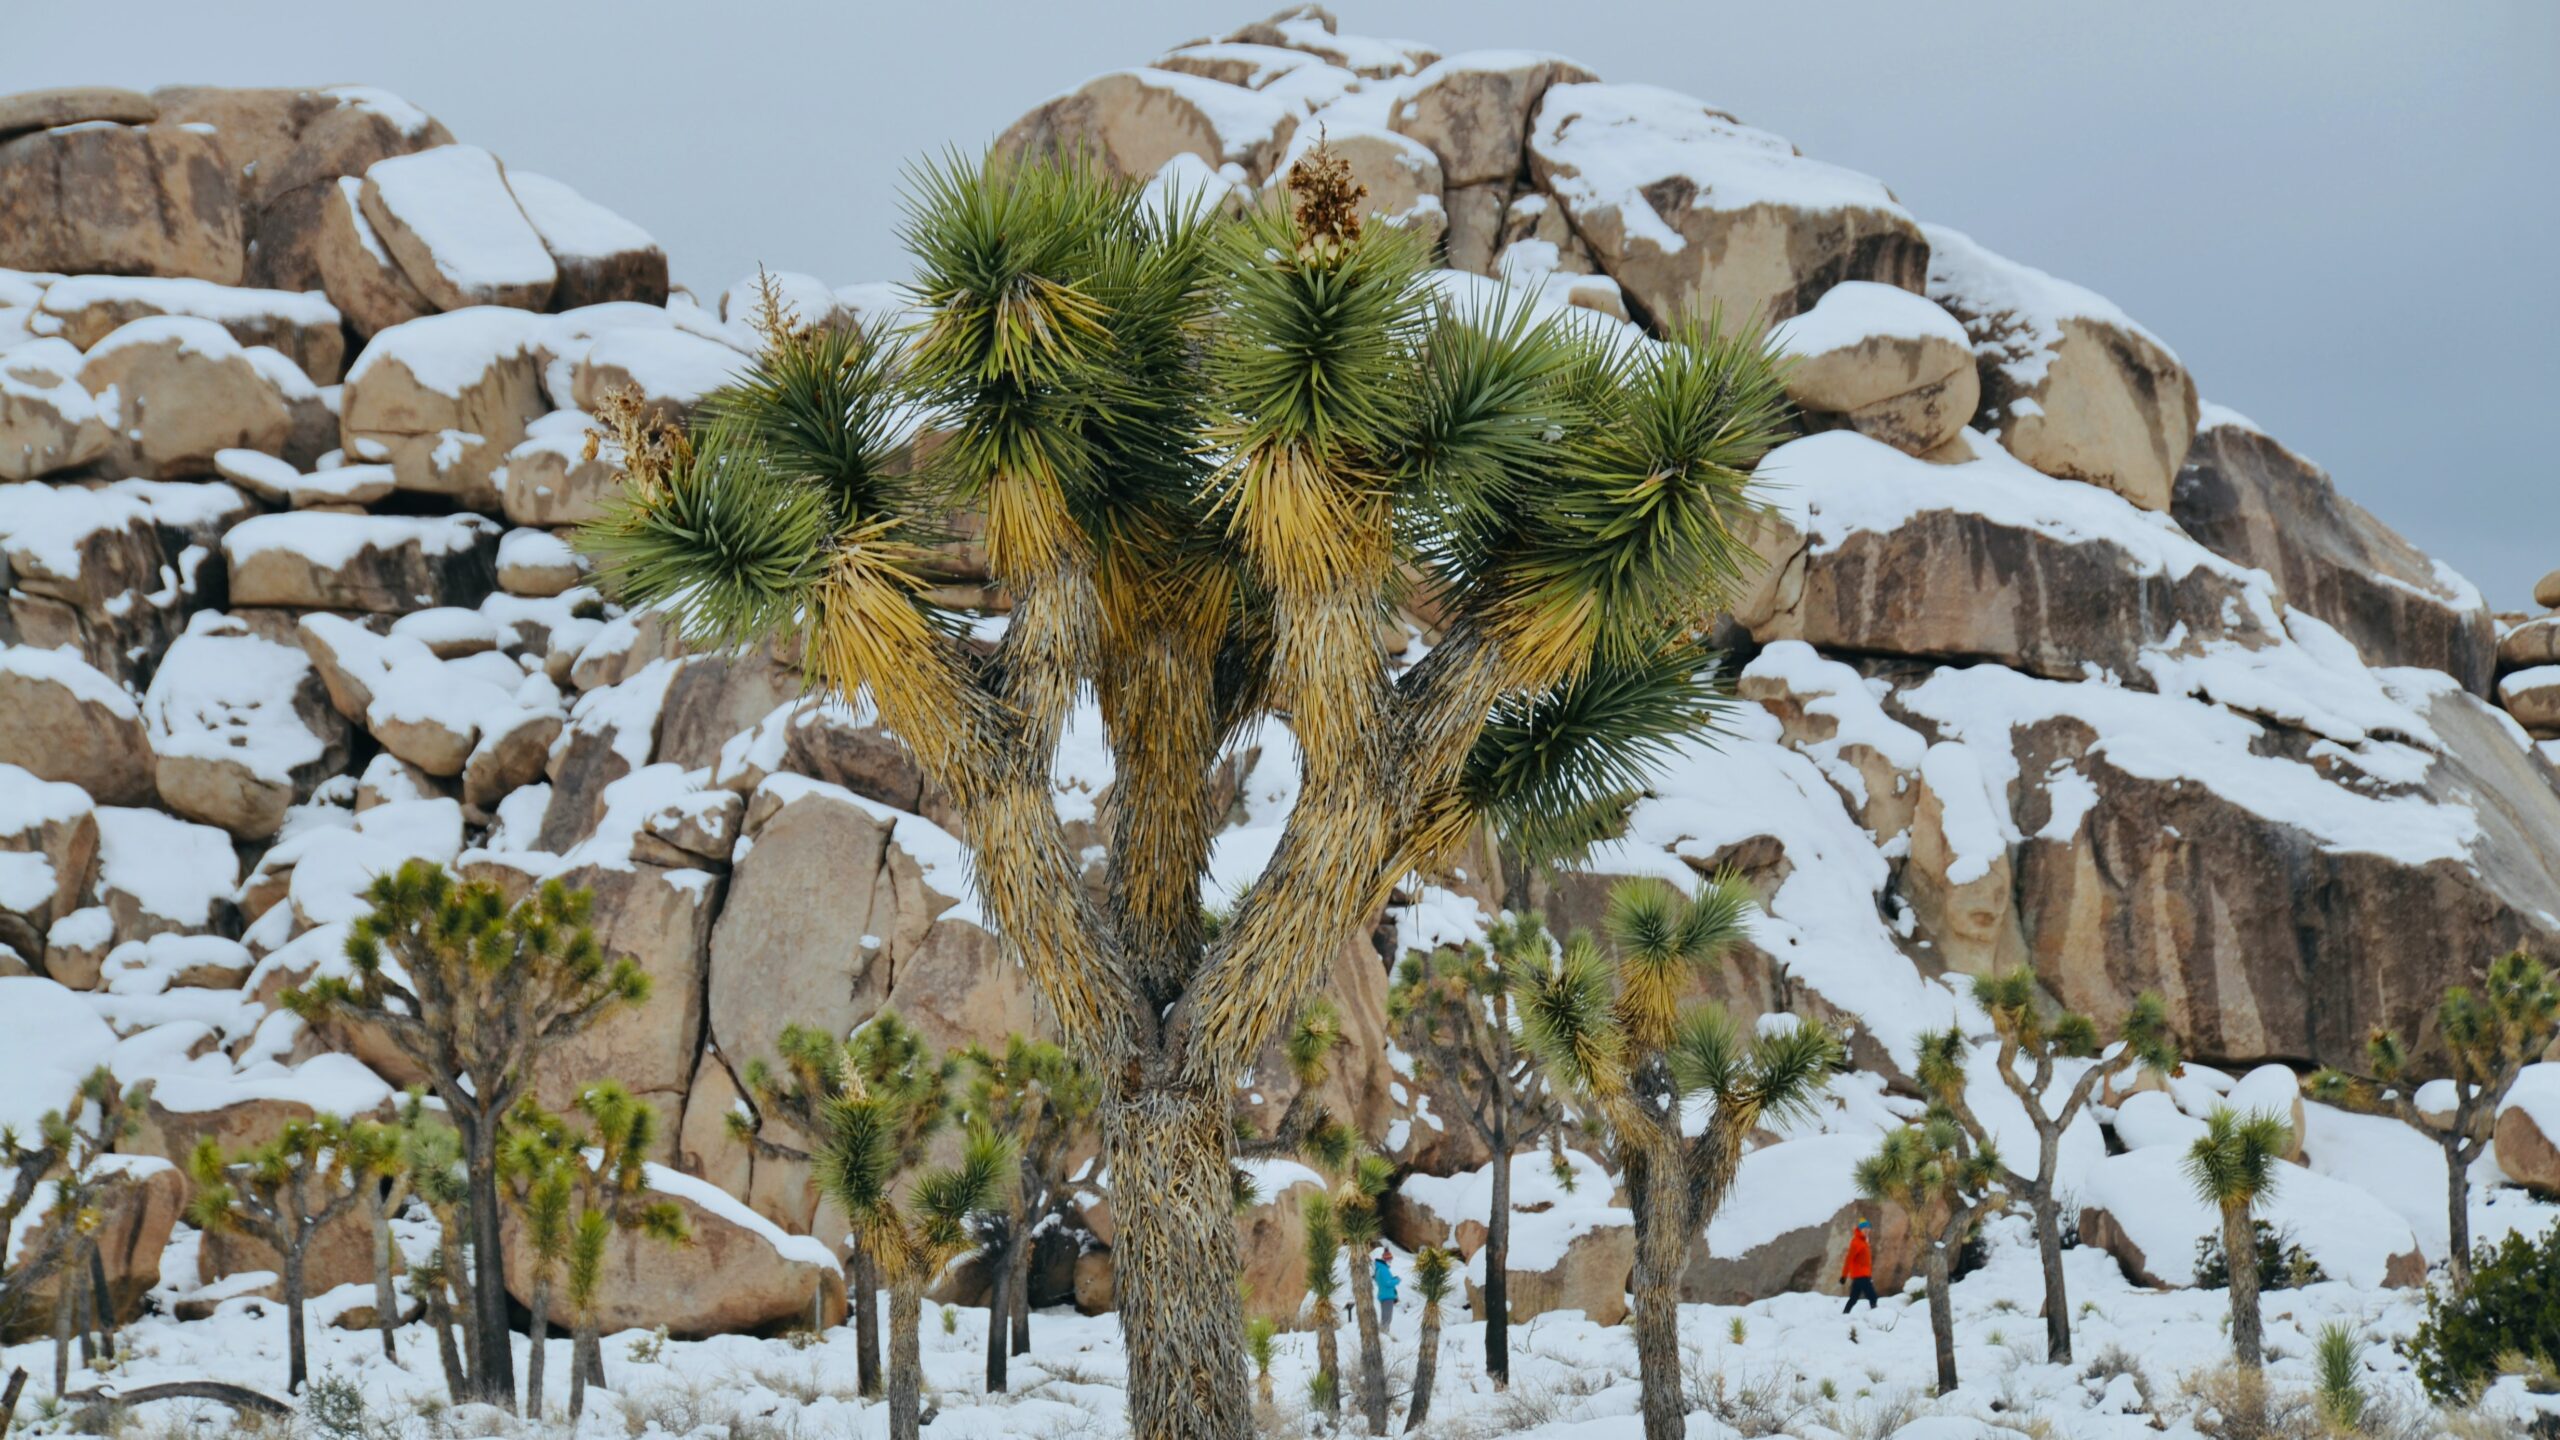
[{"left": 2185, "top": 1105, "right": 2293, "bottom": 1208}]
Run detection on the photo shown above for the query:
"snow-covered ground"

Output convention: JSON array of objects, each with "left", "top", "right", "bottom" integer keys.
[{"left": 8, "top": 1211, "right": 2553, "bottom": 1438}]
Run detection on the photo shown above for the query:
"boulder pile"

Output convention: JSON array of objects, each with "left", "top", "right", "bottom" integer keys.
[{"left": 3, "top": 5, "right": 2556, "bottom": 1339}]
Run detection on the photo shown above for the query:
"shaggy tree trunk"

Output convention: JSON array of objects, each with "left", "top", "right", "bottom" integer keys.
[
  {"left": 464, "top": 1130, "right": 516, "bottom": 1406},
  {"left": 2224, "top": 1201, "right": 2264, "bottom": 1371},
  {"left": 2032, "top": 1184, "right": 2072, "bottom": 1364},
  {"left": 1925, "top": 1242, "right": 1957, "bottom": 1396},
  {"left": 369, "top": 1202, "right": 400, "bottom": 1362},
  {"left": 1010, "top": 1217, "right": 1034, "bottom": 1357},
  {"left": 569, "top": 1319, "right": 600, "bottom": 1421},
  {"left": 889, "top": 1276, "right": 927, "bottom": 1440},
  {"left": 283, "top": 1248, "right": 311, "bottom": 1395},
  {"left": 985, "top": 1233, "right": 1011, "bottom": 1394},
  {"left": 1103, "top": 1089, "right": 1252, "bottom": 1440},
  {"left": 1405, "top": 1303, "right": 1443, "bottom": 1433},
  {"left": 437, "top": 1218, "right": 479, "bottom": 1386},
  {"left": 85, "top": 1243, "right": 114, "bottom": 1357},
  {"left": 2442, "top": 1134, "right": 2473, "bottom": 1291},
  {"left": 1484, "top": 1139, "right": 1513, "bottom": 1388},
  {"left": 1628, "top": 1159, "right": 1690, "bottom": 1440},
  {"left": 1348, "top": 1242, "right": 1388, "bottom": 1433},
  {"left": 524, "top": 1277, "right": 551, "bottom": 1420},
  {"left": 423, "top": 1280, "right": 465, "bottom": 1405},
  {"left": 1313, "top": 1302, "right": 1341, "bottom": 1420},
  {"left": 854, "top": 1247, "right": 882, "bottom": 1399}
]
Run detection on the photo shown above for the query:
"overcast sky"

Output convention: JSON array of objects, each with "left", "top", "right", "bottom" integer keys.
[{"left": 9, "top": 2, "right": 2554, "bottom": 605}]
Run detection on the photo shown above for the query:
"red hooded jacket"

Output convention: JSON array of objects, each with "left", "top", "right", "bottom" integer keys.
[{"left": 1841, "top": 1228, "right": 1873, "bottom": 1280}]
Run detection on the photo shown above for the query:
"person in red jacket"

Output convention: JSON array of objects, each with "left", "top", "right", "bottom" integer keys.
[{"left": 1841, "top": 1219, "right": 1879, "bottom": 1314}]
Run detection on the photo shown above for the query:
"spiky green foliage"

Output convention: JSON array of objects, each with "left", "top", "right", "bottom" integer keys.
[
  {"left": 2308, "top": 949, "right": 2558, "bottom": 1290},
  {"left": 186, "top": 1114, "right": 371, "bottom": 1392},
  {"left": 2186, "top": 1106, "right": 2292, "bottom": 1210},
  {"left": 576, "top": 142, "right": 1794, "bottom": 1440},
  {"left": 1857, "top": 1084, "right": 2013, "bottom": 1396},
  {"left": 1512, "top": 874, "right": 1840, "bottom": 1440},
  {"left": 2314, "top": 1322, "right": 2367, "bottom": 1428},
  {"left": 960, "top": 1033, "right": 1100, "bottom": 1386},
  {"left": 280, "top": 862, "right": 644, "bottom": 1408}
]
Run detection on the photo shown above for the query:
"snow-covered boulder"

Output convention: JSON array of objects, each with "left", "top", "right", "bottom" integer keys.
[
  {"left": 0, "top": 336, "right": 111, "bottom": 479},
  {"left": 0, "top": 761, "right": 96, "bottom": 960},
  {"left": 338, "top": 305, "right": 547, "bottom": 507},
  {"left": 496, "top": 408, "right": 620, "bottom": 527},
  {"left": 0, "top": 121, "right": 243, "bottom": 282},
  {"left": 224, "top": 511, "right": 498, "bottom": 614},
  {"left": 1527, "top": 82, "right": 1928, "bottom": 326},
  {"left": 2173, "top": 409, "right": 2497, "bottom": 692},
  {"left": 570, "top": 326, "right": 742, "bottom": 426},
  {"left": 1390, "top": 51, "right": 1594, "bottom": 189},
  {"left": 143, "top": 611, "right": 351, "bottom": 839},
  {"left": 2494, "top": 1064, "right": 2560, "bottom": 1195},
  {"left": 0, "top": 644, "right": 154, "bottom": 805},
  {"left": 998, "top": 68, "right": 1302, "bottom": 185},
  {"left": 296, "top": 612, "right": 558, "bottom": 783},
  {"left": 1219, "top": 8, "right": 1437, "bottom": 80},
  {"left": 494, "top": 527, "right": 585, "bottom": 598},
  {"left": 358, "top": 143, "right": 556, "bottom": 312},
  {"left": 312, "top": 175, "right": 434, "bottom": 338},
  {"left": 1687, "top": 1133, "right": 1918, "bottom": 1302},
  {"left": 2503, "top": 616, "right": 2560, "bottom": 673},
  {"left": 93, "top": 804, "right": 237, "bottom": 942},
  {"left": 1464, "top": 1199, "right": 1632, "bottom": 1326},
  {"left": 2076, "top": 1146, "right": 2425, "bottom": 1289},
  {"left": 502, "top": 1161, "right": 845, "bottom": 1340},
  {"left": 37, "top": 274, "right": 345, "bottom": 384},
  {"left": 1774, "top": 281, "right": 1979, "bottom": 457},
  {"left": 75, "top": 315, "right": 294, "bottom": 477},
  {"left": 2500, "top": 667, "right": 2560, "bottom": 736},
  {"left": 0, "top": 1154, "right": 183, "bottom": 1343},
  {"left": 1926, "top": 224, "right": 2199, "bottom": 512},
  {"left": 503, "top": 170, "right": 667, "bottom": 310}
]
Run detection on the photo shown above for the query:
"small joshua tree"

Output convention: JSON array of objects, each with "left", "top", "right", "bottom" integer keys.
[
  {"left": 2309, "top": 949, "right": 2558, "bottom": 1290},
  {"left": 1246, "top": 1316, "right": 1278, "bottom": 1411},
  {"left": 2185, "top": 1106, "right": 2294, "bottom": 1374},
  {"left": 337, "top": 1109, "right": 415, "bottom": 1365},
  {"left": 1300, "top": 1190, "right": 1344, "bottom": 1423},
  {"left": 500, "top": 1101, "right": 578, "bottom": 1419},
  {"left": 1958, "top": 972, "right": 2177, "bottom": 1363},
  {"left": 3, "top": 1068, "right": 150, "bottom": 1395},
  {"left": 283, "top": 862, "right": 646, "bottom": 1407},
  {"left": 558, "top": 1083, "right": 687, "bottom": 1423},
  {"left": 186, "top": 1115, "right": 370, "bottom": 1393},
  {"left": 958, "top": 1032, "right": 1100, "bottom": 1390},
  {"left": 1387, "top": 913, "right": 1569, "bottom": 1388},
  {"left": 1857, "top": 1041, "right": 2012, "bottom": 1396},
  {"left": 1301, "top": 1126, "right": 1394, "bottom": 1433},
  {"left": 1513, "top": 875, "right": 1840, "bottom": 1440},
  {"left": 730, "top": 1012, "right": 954, "bottom": 1399},
  {"left": 1404, "top": 1246, "right": 1454, "bottom": 1433},
  {"left": 815, "top": 1070, "right": 1013, "bottom": 1440}
]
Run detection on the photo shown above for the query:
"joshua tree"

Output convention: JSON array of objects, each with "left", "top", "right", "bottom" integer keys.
[
  {"left": 283, "top": 863, "right": 646, "bottom": 1406},
  {"left": 815, "top": 1072, "right": 1013, "bottom": 1440},
  {"left": 959, "top": 1032, "right": 1101, "bottom": 1389},
  {"left": 1858, "top": 1039, "right": 2013, "bottom": 1396},
  {"left": 1404, "top": 1246, "right": 1454, "bottom": 1433},
  {"left": 1, "top": 1068, "right": 149, "bottom": 1389},
  {"left": 1960, "top": 971, "right": 2176, "bottom": 1362},
  {"left": 731, "top": 1013, "right": 955, "bottom": 1398},
  {"left": 399, "top": 1112, "right": 474, "bottom": 1402},
  {"left": 1237, "top": 1000, "right": 1349, "bottom": 1161},
  {"left": 331, "top": 1109, "right": 415, "bottom": 1366},
  {"left": 499, "top": 1100, "right": 578, "bottom": 1419},
  {"left": 582, "top": 141, "right": 1787, "bottom": 1440},
  {"left": 2309, "top": 949, "right": 2558, "bottom": 1290},
  {"left": 1514, "top": 875, "right": 1840, "bottom": 1440},
  {"left": 1299, "top": 1189, "right": 1344, "bottom": 1422},
  {"left": 558, "top": 1082, "right": 687, "bottom": 1423},
  {"left": 1387, "top": 913, "right": 1568, "bottom": 1386},
  {"left": 186, "top": 1116, "right": 370, "bottom": 1393},
  {"left": 2185, "top": 1106, "right": 2294, "bottom": 1373},
  {"left": 1301, "top": 1128, "right": 1394, "bottom": 1433}
]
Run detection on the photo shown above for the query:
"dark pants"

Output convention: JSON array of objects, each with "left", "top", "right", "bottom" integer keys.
[
  {"left": 1843, "top": 1277, "right": 1879, "bottom": 1313},
  {"left": 1380, "top": 1299, "right": 1396, "bottom": 1329}
]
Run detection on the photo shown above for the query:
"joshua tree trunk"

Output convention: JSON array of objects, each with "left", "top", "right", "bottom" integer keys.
[
  {"left": 369, "top": 1202, "right": 400, "bottom": 1362},
  {"left": 1628, "top": 1157, "right": 1690, "bottom": 1440},
  {"left": 985, "top": 1233, "right": 1011, "bottom": 1393},
  {"left": 1010, "top": 1217, "right": 1034, "bottom": 1357},
  {"left": 424, "top": 1281, "right": 465, "bottom": 1404},
  {"left": 1313, "top": 1300, "right": 1341, "bottom": 1420},
  {"left": 2, "top": 1365, "right": 27, "bottom": 1440},
  {"left": 2441, "top": 1134, "right": 2473, "bottom": 1291},
  {"left": 50, "top": 1281, "right": 71, "bottom": 1397},
  {"left": 568, "top": 1318, "right": 600, "bottom": 1421},
  {"left": 854, "top": 1247, "right": 882, "bottom": 1399},
  {"left": 462, "top": 1128, "right": 516, "bottom": 1406},
  {"left": 888, "top": 1276, "right": 927, "bottom": 1440},
  {"left": 524, "top": 1277, "right": 551, "bottom": 1419},
  {"left": 1348, "top": 1241, "right": 1388, "bottom": 1433},
  {"left": 85, "top": 1243, "right": 114, "bottom": 1357},
  {"left": 1484, "top": 1136, "right": 1513, "bottom": 1388},
  {"left": 1924, "top": 1240, "right": 1957, "bottom": 1396},
  {"left": 437, "top": 1217, "right": 479, "bottom": 1385},
  {"left": 1405, "top": 1302, "right": 1443, "bottom": 1433},
  {"left": 283, "top": 1247, "right": 311, "bottom": 1395},
  {"left": 2032, "top": 1183, "right": 2071, "bottom": 1364},
  {"left": 1104, "top": 1091, "right": 1252, "bottom": 1440},
  {"left": 2223, "top": 1201, "right": 2263, "bottom": 1371}
]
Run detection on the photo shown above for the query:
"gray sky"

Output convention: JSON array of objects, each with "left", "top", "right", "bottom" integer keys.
[{"left": 10, "top": 2, "right": 2555, "bottom": 606}]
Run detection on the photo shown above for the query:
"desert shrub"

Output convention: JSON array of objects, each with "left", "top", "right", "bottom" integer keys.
[
  {"left": 2407, "top": 1221, "right": 2560, "bottom": 1402},
  {"left": 2194, "top": 1219, "right": 2326, "bottom": 1291}
]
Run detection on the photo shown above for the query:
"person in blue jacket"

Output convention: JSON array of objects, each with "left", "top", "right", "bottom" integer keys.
[{"left": 1374, "top": 1247, "right": 1401, "bottom": 1329}]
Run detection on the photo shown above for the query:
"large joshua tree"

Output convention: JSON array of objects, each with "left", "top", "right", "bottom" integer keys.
[
  {"left": 1960, "top": 971, "right": 2177, "bottom": 1362},
  {"left": 2309, "top": 949, "right": 2558, "bottom": 1291},
  {"left": 584, "top": 145, "right": 1788, "bottom": 1440},
  {"left": 1513, "top": 876, "right": 1841, "bottom": 1440}
]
